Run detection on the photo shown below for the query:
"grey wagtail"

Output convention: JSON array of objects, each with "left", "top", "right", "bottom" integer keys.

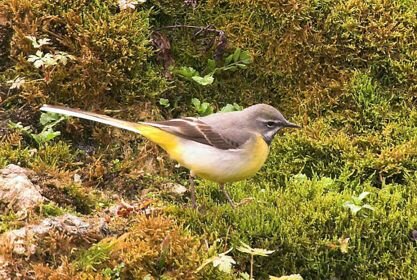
[{"left": 40, "top": 104, "right": 300, "bottom": 207}]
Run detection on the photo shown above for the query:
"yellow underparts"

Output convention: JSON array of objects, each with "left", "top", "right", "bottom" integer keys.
[
  {"left": 135, "top": 123, "right": 182, "bottom": 161},
  {"left": 228, "top": 135, "right": 269, "bottom": 181},
  {"left": 135, "top": 124, "right": 269, "bottom": 183},
  {"left": 193, "top": 135, "right": 269, "bottom": 183}
]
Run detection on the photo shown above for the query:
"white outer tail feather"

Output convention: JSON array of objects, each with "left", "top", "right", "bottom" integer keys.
[{"left": 40, "top": 105, "right": 141, "bottom": 133}]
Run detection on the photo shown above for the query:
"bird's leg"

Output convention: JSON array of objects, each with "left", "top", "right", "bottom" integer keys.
[
  {"left": 220, "top": 184, "right": 235, "bottom": 208},
  {"left": 189, "top": 173, "right": 197, "bottom": 209}
]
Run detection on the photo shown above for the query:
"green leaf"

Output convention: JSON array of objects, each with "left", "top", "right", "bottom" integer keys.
[
  {"left": 361, "top": 204, "right": 375, "bottom": 211},
  {"left": 220, "top": 104, "right": 236, "bottom": 113},
  {"left": 25, "top": 36, "right": 51, "bottom": 48},
  {"left": 191, "top": 98, "right": 201, "bottom": 108},
  {"left": 159, "top": 98, "right": 170, "bottom": 108},
  {"left": 233, "top": 48, "right": 241, "bottom": 62},
  {"left": 201, "top": 102, "right": 209, "bottom": 112},
  {"left": 32, "top": 128, "right": 61, "bottom": 145},
  {"left": 212, "top": 253, "right": 236, "bottom": 274},
  {"left": 236, "top": 63, "right": 248, "bottom": 69},
  {"left": 143, "top": 275, "right": 152, "bottom": 280},
  {"left": 25, "top": 36, "right": 38, "bottom": 46},
  {"left": 195, "top": 248, "right": 235, "bottom": 274},
  {"left": 237, "top": 241, "right": 275, "bottom": 256},
  {"left": 220, "top": 103, "right": 242, "bottom": 112},
  {"left": 40, "top": 112, "right": 62, "bottom": 126},
  {"left": 239, "top": 272, "right": 251, "bottom": 280},
  {"left": 33, "top": 59, "right": 44, "bottom": 68},
  {"left": 343, "top": 201, "right": 362, "bottom": 215},
  {"left": 192, "top": 74, "right": 214, "bottom": 86},
  {"left": 207, "top": 58, "right": 216, "bottom": 71},
  {"left": 37, "top": 38, "right": 51, "bottom": 47},
  {"left": 54, "top": 51, "right": 76, "bottom": 66},
  {"left": 200, "top": 102, "right": 213, "bottom": 115},
  {"left": 8, "top": 121, "right": 32, "bottom": 134},
  {"left": 357, "top": 191, "right": 371, "bottom": 201},
  {"left": 225, "top": 54, "right": 234, "bottom": 65},
  {"left": 43, "top": 53, "right": 58, "bottom": 67},
  {"left": 175, "top": 66, "right": 199, "bottom": 78},
  {"left": 7, "top": 76, "right": 25, "bottom": 90},
  {"left": 239, "top": 50, "right": 252, "bottom": 64}
]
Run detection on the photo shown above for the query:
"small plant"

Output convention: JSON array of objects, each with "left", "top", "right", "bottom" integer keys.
[
  {"left": 175, "top": 48, "right": 252, "bottom": 86},
  {"left": 220, "top": 103, "right": 243, "bottom": 112},
  {"left": 118, "top": 0, "right": 146, "bottom": 10},
  {"left": 196, "top": 248, "right": 236, "bottom": 274},
  {"left": 191, "top": 99, "right": 242, "bottom": 116},
  {"left": 25, "top": 36, "right": 51, "bottom": 48},
  {"left": 0, "top": 212, "right": 21, "bottom": 233},
  {"left": 237, "top": 241, "right": 275, "bottom": 280},
  {"left": 343, "top": 191, "right": 374, "bottom": 216},
  {"left": 5, "top": 36, "right": 75, "bottom": 93},
  {"left": 28, "top": 50, "right": 75, "bottom": 69},
  {"left": 75, "top": 240, "right": 114, "bottom": 272},
  {"left": 26, "top": 35, "right": 75, "bottom": 69},
  {"left": 159, "top": 98, "right": 170, "bottom": 108},
  {"left": 197, "top": 241, "right": 279, "bottom": 279},
  {"left": 223, "top": 48, "right": 252, "bottom": 70},
  {"left": 191, "top": 98, "right": 214, "bottom": 116},
  {"left": 25, "top": 35, "right": 76, "bottom": 83},
  {"left": 8, "top": 112, "right": 67, "bottom": 146},
  {"left": 38, "top": 202, "right": 64, "bottom": 217},
  {"left": 6, "top": 76, "right": 25, "bottom": 91},
  {"left": 175, "top": 66, "right": 214, "bottom": 86},
  {"left": 102, "top": 262, "right": 125, "bottom": 280}
]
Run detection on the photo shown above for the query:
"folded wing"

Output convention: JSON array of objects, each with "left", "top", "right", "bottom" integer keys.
[{"left": 148, "top": 118, "right": 248, "bottom": 150}]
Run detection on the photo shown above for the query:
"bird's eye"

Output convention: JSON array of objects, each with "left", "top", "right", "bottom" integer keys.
[{"left": 266, "top": 121, "right": 275, "bottom": 128}]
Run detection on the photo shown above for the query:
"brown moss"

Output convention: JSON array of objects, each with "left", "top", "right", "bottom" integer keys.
[{"left": 68, "top": 214, "right": 205, "bottom": 279}]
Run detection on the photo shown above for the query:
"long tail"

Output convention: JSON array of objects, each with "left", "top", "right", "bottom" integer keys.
[
  {"left": 40, "top": 105, "right": 181, "bottom": 158},
  {"left": 40, "top": 104, "right": 141, "bottom": 133}
]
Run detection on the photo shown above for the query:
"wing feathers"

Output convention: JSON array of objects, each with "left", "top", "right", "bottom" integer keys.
[{"left": 150, "top": 118, "right": 241, "bottom": 150}]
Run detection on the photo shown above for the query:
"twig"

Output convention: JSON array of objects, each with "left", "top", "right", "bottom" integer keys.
[{"left": 157, "top": 24, "right": 225, "bottom": 37}]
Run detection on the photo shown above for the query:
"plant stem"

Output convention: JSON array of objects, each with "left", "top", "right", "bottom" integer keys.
[
  {"left": 250, "top": 254, "right": 254, "bottom": 280},
  {"left": 157, "top": 24, "right": 225, "bottom": 36}
]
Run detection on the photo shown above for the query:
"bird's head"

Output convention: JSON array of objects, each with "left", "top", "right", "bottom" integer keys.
[{"left": 244, "top": 104, "right": 301, "bottom": 144}]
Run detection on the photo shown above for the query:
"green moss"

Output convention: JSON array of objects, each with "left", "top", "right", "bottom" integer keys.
[
  {"left": 71, "top": 215, "right": 210, "bottom": 279},
  {"left": 74, "top": 239, "right": 115, "bottom": 272},
  {"left": 62, "top": 184, "right": 99, "bottom": 214},
  {"left": 1, "top": 0, "right": 169, "bottom": 110},
  {"left": 1, "top": 0, "right": 417, "bottom": 279},
  {"left": 38, "top": 202, "right": 65, "bottom": 217},
  {"left": 0, "top": 141, "right": 31, "bottom": 168},
  {"left": 168, "top": 175, "right": 417, "bottom": 279},
  {"left": 0, "top": 211, "right": 23, "bottom": 233}
]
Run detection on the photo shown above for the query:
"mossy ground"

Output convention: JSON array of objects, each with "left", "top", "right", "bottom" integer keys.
[{"left": 1, "top": 0, "right": 417, "bottom": 279}]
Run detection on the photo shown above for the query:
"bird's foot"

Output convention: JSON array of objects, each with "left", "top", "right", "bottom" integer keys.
[
  {"left": 220, "top": 184, "right": 236, "bottom": 208},
  {"left": 189, "top": 174, "right": 198, "bottom": 209}
]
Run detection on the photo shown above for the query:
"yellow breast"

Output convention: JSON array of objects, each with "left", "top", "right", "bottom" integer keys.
[{"left": 219, "top": 135, "right": 269, "bottom": 182}]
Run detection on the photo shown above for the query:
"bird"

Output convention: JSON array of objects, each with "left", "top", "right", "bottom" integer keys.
[{"left": 40, "top": 103, "right": 300, "bottom": 208}]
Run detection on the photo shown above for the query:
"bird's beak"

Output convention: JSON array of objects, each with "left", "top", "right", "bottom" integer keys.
[{"left": 284, "top": 121, "right": 301, "bottom": 129}]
